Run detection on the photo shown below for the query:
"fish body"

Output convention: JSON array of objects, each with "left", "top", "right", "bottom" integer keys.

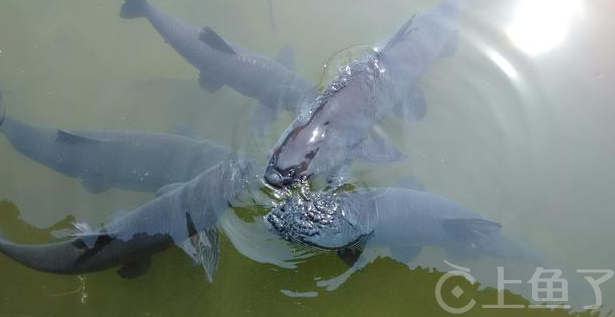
[
  {"left": 0, "top": 115, "right": 233, "bottom": 194},
  {"left": 264, "top": 0, "right": 470, "bottom": 188},
  {"left": 265, "top": 187, "right": 539, "bottom": 286},
  {"left": 266, "top": 187, "right": 503, "bottom": 253},
  {"left": 121, "top": 0, "right": 315, "bottom": 120},
  {"left": 0, "top": 160, "right": 254, "bottom": 279}
]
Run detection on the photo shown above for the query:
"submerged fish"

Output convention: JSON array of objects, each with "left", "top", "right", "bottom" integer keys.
[
  {"left": 265, "top": 186, "right": 540, "bottom": 290},
  {"left": 264, "top": 0, "right": 469, "bottom": 188},
  {"left": 0, "top": 108, "right": 234, "bottom": 194},
  {"left": 121, "top": 0, "right": 316, "bottom": 129},
  {"left": 0, "top": 160, "right": 254, "bottom": 281}
]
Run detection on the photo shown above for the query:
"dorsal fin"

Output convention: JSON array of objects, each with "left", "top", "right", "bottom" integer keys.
[
  {"left": 56, "top": 130, "right": 104, "bottom": 144},
  {"left": 382, "top": 14, "right": 416, "bottom": 52},
  {"left": 199, "top": 27, "right": 236, "bottom": 54}
]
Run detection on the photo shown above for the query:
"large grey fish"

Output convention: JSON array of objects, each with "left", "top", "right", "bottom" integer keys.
[
  {"left": 0, "top": 160, "right": 254, "bottom": 281},
  {"left": 120, "top": 0, "right": 316, "bottom": 128},
  {"left": 265, "top": 186, "right": 540, "bottom": 290},
  {"left": 0, "top": 105, "right": 234, "bottom": 194},
  {"left": 0, "top": 95, "right": 309, "bottom": 276},
  {"left": 264, "top": 0, "right": 469, "bottom": 188}
]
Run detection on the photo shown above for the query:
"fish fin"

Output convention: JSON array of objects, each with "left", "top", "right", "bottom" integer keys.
[
  {"left": 198, "top": 228, "right": 220, "bottom": 283},
  {"left": 117, "top": 257, "right": 152, "bottom": 279},
  {"left": 390, "top": 245, "right": 422, "bottom": 264},
  {"left": 317, "top": 248, "right": 379, "bottom": 291},
  {"left": 439, "top": 31, "right": 458, "bottom": 58},
  {"left": 350, "top": 135, "right": 407, "bottom": 163},
  {"left": 394, "top": 88, "right": 427, "bottom": 121},
  {"left": 72, "top": 233, "right": 111, "bottom": 250},
  {"left": 120, "top": 0, "right": 147, "bottom": 19},
  {"left": 81, "top": 178, "right": 109, "bottom": 194},
  {"left": 336, "top": 248, "right": 363, "bottom": 267},
  {"left": 393, "top": 176, "right": 425, "bottom": 191},
  {"left": 179, "top": 228, "right": 220, "bottom": 283},
  {"left": 72, "top": 221, "right": 94, "bottom": 235},
  {"left": 336, "top": 238, "right": 367, "bottom": 267},
  {"left": 382, "top": 14, "right": 416, "bottom": 52},
  {"left": 442, "top": 218, "right": 502, "bottom": 248},
  {"left": 49, "top": 215, "right": 79, "bottom": 238},
  {"left": 198, "top": 71, "right": 224, "bottom": 93},
  {"left": 155, "top": 183, "right": 184, "bottom": 197},
  {"left": 56, "top": 130, "right": 104, "bottom": 145},
  {"left": 275, "top": 45, "right": 296, "bottom": 71},
  {"left": 199, "top": 27, "right": 236, "bottom": 55},
  {"left": 0, "top": 90, "right": 5, "bottom": 127}
]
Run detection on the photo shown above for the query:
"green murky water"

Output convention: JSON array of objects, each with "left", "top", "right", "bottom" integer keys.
[{"left": 1, "top": 0, "right": 614, "bottom": 316}]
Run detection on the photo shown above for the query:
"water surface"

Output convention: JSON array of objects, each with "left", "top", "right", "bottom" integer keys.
[{"left": 1, "top": 0, "right": 614, "bottom": 316}]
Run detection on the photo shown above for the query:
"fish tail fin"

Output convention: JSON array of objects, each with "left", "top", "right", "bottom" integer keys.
[
  {"left": 120, "top": 0, "right": 148, "bottom": 19},
  {"left": 0, "top": 90, "right": 5, "bottom": 127}
]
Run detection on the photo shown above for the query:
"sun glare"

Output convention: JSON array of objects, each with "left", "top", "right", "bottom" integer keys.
[{"left": 507, "top": 0, "right": 582, "bottom": 56}]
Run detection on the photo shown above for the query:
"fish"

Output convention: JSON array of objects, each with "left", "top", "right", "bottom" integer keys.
[
  {"left": 264, "top": 0, "right": 470, "bottom": 188},
  {"left": 120, "top": 0, "right": 316, "bottom": 130},
  {"left": 0, "top": 160, "right": 254, "bottom": 281},
  {"left": 265, "top": 186, "right": 541, "bottom": 290},
  {"left": 0, "top": 111, "right": 234, "bottom": 194}
]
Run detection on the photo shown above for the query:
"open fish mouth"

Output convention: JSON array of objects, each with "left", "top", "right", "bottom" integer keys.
[{"left": 264, "top": 190, "right": 369, "bottom": 250}]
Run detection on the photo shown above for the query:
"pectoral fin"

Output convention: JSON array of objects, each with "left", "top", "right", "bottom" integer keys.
[
  {"left": 199, "top": 27, "right": 236, "bottom": 55},
  {"left": 394, "top": 88, "right": 426, "bottom": 121},
  {"left": 199, "top": 71, "right": 224, "bottom": 93},
  {"left": 336, "top": 237, "right": 367, "bottom": 267},
  {"left": 57, "top": 130, "right": 104, "bottom": 145},
  {"left": 350, "top": 135, "right": 406, "bottom": 163},
  {"left": 317, "top": 248, "right": 379, "bottom": 291},
  {"left": 179, "top": 228, "right": 220, "bottom": 283},
  {"left": 275, "top": 45, "right": 296, "bottom": 71}
]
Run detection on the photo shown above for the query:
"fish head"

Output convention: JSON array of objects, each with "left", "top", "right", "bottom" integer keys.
[
  {"left": 264, "top": 191, "right": 373, "bottom": 250},
  {"left": 265, "top": 122, "right": 328, "bottom": 188}
]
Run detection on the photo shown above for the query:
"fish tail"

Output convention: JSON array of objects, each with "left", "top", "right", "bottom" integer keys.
[{"left": 120, "top": 0, "right": 148, "bottom": 19}]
